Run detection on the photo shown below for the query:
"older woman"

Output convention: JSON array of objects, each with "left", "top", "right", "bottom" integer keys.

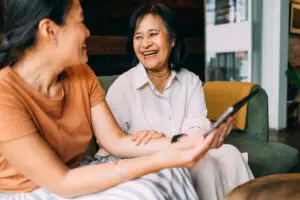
[
  {"left": 105, "top": 3, "right": 254, "bottom": 200},
  {"left": 0, "top": 0, "right": 227, "bottom": 199}
]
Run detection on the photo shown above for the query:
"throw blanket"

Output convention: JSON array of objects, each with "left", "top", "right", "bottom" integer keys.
[{"left": 203, "top": 81, "right": 258, "bottom": 131}]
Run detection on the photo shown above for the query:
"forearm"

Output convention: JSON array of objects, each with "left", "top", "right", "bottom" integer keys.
[
  {"left": 110, "top": 135, "right": 172, "bottom": 158},
  {"left": 59, "top": 154, "right": 166, "bottom": 198}
]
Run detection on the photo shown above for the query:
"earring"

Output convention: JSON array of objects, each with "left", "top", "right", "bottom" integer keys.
[
  {"left": 52, "top": 40, "right": 57, "bottom": 45},
  {"left": 170, "top": 62, "right": 174, "bottom": 69}
]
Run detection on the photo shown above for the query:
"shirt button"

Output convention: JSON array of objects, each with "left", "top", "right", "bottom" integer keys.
[{"left": 169, "top": 117, "right": 172, "bottom": 120}]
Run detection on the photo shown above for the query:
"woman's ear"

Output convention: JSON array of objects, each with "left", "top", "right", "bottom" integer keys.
[
  {"left": 37, "top": 19, "right": 60, "bottom": 43},
  {"left": 171, "top": 37, "right": 176, "bottom": 48}
]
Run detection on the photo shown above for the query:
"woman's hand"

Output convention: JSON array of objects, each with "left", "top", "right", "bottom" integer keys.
[
  {"left": 157, "top": 129, "right": 220, "bottom": 169},
  {"left": 183, "top": 116, "right": 234, "bottom": 149},
  {"left": 131, "top": 130, "right": 165, "bottom": 145},
  {"left": 211, "top": 116, "right": 234, "bottom": 148}
]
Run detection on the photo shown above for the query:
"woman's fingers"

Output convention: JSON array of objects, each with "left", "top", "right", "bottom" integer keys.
[
  {"left": 210, "top": 116, "right": 234, "bottom": 148},
  {"left": 132, "top": 130, "right": 166, "bottom": 145},
  {"left": 151, "top": 132, "right": 165, "bottom": 139},
  {"left": 133, "top": 131, "right": 148, "bottom": 145},
  {"left": 218, "top": 123, "right": 227, "bottom": 146},
  {"left": 140, "top": 130, "right": 160, "bottom": 144},
  {"left": 225, "top": 116, "right": 234, "bottom": 136},
  {"left": 210, "top": 128, "right": 222, "bottom": 148}
]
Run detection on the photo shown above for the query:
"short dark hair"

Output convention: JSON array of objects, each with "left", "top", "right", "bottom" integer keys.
[
  {"left": 126, "top": 3, "right": 186, "bottom": 71},
  {"left": 0, "top": 0, "right": 73, "bottom": 68}
]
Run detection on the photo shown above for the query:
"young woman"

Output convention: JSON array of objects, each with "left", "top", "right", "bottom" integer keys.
[
  {"left": 0, "top": 0, "right": 225, "bottom": 199},
  {"left": 105, "top": 3, "right": 254, "bottom": 200}
]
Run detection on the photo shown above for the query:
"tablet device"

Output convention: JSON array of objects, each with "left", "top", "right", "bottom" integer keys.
[{"left": 204, "top": 88, "right": 259, "bottom": 137}]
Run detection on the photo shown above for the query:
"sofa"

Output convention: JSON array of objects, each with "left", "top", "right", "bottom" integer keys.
[
  {"left": 203, "top": 81, "right": 298, "bottom": 177},
  {"left": 88, "top": 75, "right": 298, "bottom": 178}
]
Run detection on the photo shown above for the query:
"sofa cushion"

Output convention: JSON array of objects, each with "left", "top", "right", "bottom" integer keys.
[{"left": 225, "top": 134, "right": 299, "bottom": 177}]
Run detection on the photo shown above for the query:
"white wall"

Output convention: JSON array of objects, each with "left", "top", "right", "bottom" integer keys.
[
  {"left": 206, "top": 22, "right": 251, "bottom": 52},
  {"left": 261, "top": 0, "right": 289, "bottom": 130}
]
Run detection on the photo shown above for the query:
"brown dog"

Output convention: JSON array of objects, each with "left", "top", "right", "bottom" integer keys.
[{"left": 225, "top": 173, "right": 300, "bottom": 200}]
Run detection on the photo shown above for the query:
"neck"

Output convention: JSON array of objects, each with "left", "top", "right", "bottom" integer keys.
[
  {"left": 12, "top": 49, "right": 65, "bottom": 97},
  {"left": 146, "top": 66, "right": 171, "bottom": 93}
]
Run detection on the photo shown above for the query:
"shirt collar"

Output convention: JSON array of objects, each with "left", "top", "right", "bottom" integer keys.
[
  {"left": 134, "top": 63, "right": 150, "bottom": 89},
  {"left": 133, "top": 63, "right": 182, "bottom": 90}
]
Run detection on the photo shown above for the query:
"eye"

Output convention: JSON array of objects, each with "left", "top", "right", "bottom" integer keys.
[
  {"left": 150, "top": 32, "right": 158, "bottom": 37},
  {"left": 134, "top": 35, "right": 143, "bottom": 40}
]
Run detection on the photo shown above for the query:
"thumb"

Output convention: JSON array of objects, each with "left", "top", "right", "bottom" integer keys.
[{"left": 195, "top": 131, "right": 216, "bottom": 154}]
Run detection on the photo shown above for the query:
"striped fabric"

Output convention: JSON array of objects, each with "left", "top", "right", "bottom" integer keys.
[{"left": 0, "top": 157, "right": 198, "bottom": 200}]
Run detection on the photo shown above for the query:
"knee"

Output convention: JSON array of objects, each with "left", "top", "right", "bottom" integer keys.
[
  {"left": 221, "top": 144, "right": 241, "bottom": 156},
  {"left": 218, "top": 144, "right": 246, "bottom": 165},
  {"left": 190, "top": 155, "right": 219, "bottom": 177}
]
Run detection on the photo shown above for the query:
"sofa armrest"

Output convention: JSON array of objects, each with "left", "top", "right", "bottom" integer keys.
[{"left": 244, "top": 86, "right": 269, "bottom": 143}]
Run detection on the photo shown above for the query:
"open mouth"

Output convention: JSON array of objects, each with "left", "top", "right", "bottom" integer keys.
[{"left": 142, "top": 50, "right": 158, "bottom": 58}]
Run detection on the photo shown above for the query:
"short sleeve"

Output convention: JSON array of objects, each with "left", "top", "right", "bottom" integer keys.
[
  {"left": 0, "top": 91, "right": 37, "bottom": 142},
  {"left": 84, "top": 64, "right": 105, "bottom": 107}
]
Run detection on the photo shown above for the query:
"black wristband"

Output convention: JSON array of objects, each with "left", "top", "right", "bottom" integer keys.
[{"left": 171, "top": 134, "right": 186, "bottom": 143}]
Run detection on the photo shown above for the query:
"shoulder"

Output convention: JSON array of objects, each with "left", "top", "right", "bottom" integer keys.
[
  {"left": 0, "top": 82, "right": 26, "bottom": 111},
  {"left": 0, "top": 67, "right": 26, "bottom": 105},
  {"left": 177, "top": 68, "right": 203, "bottom": 86}
]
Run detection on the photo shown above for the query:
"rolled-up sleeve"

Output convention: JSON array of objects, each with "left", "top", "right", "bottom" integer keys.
[
  {"left": 105, "top": 77, "right": 131, "bottom": 133},
  {"left": 181, "top": 78, "right": 212, "bottom": 134}
]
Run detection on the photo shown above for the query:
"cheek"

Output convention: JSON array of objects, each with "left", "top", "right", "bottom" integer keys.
[{"left": 133, "top": 42, "right": 140, "bottom": 55}]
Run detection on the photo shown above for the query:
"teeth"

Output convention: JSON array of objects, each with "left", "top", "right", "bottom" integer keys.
[{"left": 143, "top": 51, "right": 157, "bottom": 56}]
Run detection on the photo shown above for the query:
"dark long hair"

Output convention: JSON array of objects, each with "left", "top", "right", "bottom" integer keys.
[
  {"left": 127, "top": 3, "right": 186, "bottom": 71},
  {"left": 0, "top": 0, "right": 73, "bottom": 68}
]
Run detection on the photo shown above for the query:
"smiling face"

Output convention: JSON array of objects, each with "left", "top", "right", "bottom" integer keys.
[
  {"left": 133, "top": 14, "right": 175, "bottom": 71},
  {"left": 56, "top": 0, "right": 90, "bottom": 66}
]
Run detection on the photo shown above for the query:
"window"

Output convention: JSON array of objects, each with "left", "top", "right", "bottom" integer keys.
[
  {"left": 206, "top": 0, "right": 248, "bottom": 25},
  {"left": 206, "top": 51, "right": 249, "bottom": 81},
  {"left": 205, "top": 0, "right": 251, "bottom": 82}
]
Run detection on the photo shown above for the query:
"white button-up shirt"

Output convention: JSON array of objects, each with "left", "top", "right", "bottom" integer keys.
[{"left": 106, "top": 63, "right": 211, "bottom": 137}]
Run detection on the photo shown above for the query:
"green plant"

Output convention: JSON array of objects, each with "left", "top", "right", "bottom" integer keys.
[{"left": 286, "top": 66, "right": 300, "bottom": 88}]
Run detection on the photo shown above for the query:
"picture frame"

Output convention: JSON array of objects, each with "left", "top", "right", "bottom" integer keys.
[{"left": 290, "top": 2, "right": 300, "bottom": 35}]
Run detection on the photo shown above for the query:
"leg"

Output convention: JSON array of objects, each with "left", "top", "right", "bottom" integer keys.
[
  {"left": 0, "top": 168, "right": 198, "bottom": 200},
  {"left": 189, "top": 154, "right": 225, "bottom": 200},
  {"left": 208, "top": 144, "right": 254, "bottom": 195},
  {"left": 75, "top": 168, "right": 198, "bottom": 200}
]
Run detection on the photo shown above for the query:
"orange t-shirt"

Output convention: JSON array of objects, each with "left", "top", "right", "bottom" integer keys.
[{"left": 0, "top": 64, "right": 104, "bottom": 193}]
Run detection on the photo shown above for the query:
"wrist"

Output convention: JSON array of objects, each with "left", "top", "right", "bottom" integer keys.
[
  {"left": 171, "top": 134, "right": 188, "bottom": 143},
  {"left": 152, "top": 151, "right": 172, "bottom": 170}
]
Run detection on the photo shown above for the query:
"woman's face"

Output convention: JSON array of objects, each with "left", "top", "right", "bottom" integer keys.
[
  {"left": 133, "top": 14, "right": 175, "bottom": 71},
  {"left": 56, "top": 0, "right": 90, "bottom": 66}
]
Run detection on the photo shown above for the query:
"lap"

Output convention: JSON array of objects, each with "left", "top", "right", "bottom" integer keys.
[{"left": 0, "top": 157, "right": 198, "bottom": 200}]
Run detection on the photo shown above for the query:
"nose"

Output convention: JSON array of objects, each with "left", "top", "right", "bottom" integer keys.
[
  {"left": 141, "top": 36, "right": 152, "bottom": 49},
  {"left": 85, "top": 26, "right": 91, "bottom": 38}
]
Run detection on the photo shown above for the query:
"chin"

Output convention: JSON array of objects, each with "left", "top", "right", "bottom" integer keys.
[
  {"left": 82, "top": 54, "right": 89, "bottom": 63},
  {"left": 81, "top": 57, "right": 88, "bottom": 64},
  {"left": 76, "top": 55, "right": 88, "bottom": 65},
  {"left": 143, "top": 62, "right": 160, "bottom": 70}
]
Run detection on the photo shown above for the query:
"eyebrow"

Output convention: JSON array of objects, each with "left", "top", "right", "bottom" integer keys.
[{"left": 134, "top": 29, "right": 159, "bottom": 35}]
